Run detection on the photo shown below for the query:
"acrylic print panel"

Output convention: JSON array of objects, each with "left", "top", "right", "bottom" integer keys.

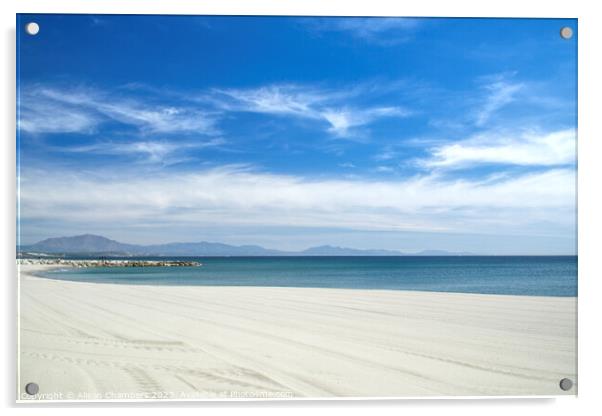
[{"left": 16, "top": 14, "right": 577, "bottom": 401}]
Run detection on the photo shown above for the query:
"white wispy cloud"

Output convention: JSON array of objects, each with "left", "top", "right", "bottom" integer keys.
[
  {"left": 375, "top": 166, "right": 395, "bottom": 173},
  {"left": 474, "top": 74, "right": 524, "bottom": 126},
  {"left": 19, "top": 86, "right": 219, "bottom": 135},
  {"left": 210, "top": 84, "right": 410, "bottom": 137},
  {"left": 209, "top": 84, "right": 324, "bottom": 116},
  {"left": 18, "top": 93, "right": 99, "bottom": 134},
  {"left": 21, "top": 82, "right": 412, "bottom": 139},
  {"left": 19, "top": 165, "right": 575, "bottom": 237},
  {"left": 62, "top": 138, "right": 226, "bottom": 165},
  {"left": 338, "top": 162, "right": 356, "bottom": 168},
  {"left": 373, "top": 147, "right": 398, "bottom": 161},
  {"left": 420, "top": 129, "right": 576, "bottom": 169},
  {"left": 322, "top": 106, "right": 409, "bottom": 137},
  {"left": 305, "top": 17, "right": 422, "bottom": 45}
]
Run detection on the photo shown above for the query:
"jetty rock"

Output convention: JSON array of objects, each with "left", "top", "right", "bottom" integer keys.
[{"left": 17, "top": 259, "right": 201, "bottom": 268}]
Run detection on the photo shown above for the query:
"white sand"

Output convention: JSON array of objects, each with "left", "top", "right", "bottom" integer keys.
[{"left": 18, "top": 264, "right": 576, "bottom": 400}]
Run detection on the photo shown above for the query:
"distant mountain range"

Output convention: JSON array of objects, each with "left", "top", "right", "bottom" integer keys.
[{"left": 18, "top": 234, "right": 474, "bottom": 257}]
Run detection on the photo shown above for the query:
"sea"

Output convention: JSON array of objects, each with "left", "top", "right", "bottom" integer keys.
[{"left": 37, "top": 256, "right": 577, "bottom": 297}]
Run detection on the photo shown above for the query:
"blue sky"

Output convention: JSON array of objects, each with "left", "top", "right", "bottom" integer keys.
[{"left": 17, "top": 15, "right": 577, "bottom": 254}]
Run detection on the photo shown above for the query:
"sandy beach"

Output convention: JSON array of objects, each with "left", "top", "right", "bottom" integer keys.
[{"left": 18, "top": 264, "right": 577, "bottom": 400}]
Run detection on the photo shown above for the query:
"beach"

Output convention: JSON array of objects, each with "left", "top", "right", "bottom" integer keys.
[{"left": 18, "top": 264, "right": 577, "bottom": 400}]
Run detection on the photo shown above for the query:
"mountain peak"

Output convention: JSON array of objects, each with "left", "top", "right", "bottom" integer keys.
[
  {"left": 68, "top": 234, "right": 113, "bottom": 241},
  {"left": 27, "top": 234, "right": 134, "bottom": 254}
]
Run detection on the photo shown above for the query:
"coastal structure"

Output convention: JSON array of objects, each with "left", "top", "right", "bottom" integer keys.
[{"left": 17, "top": 259, "right": 201, "bottom": 268}]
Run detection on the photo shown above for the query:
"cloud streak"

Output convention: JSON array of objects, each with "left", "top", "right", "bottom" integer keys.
[
  {"left": 18, "top": 92, "right": 99, "bottom": 134},
  {"left": 20, "top": 82, "right": 412, "bottom": 139},
  {"left": 420, "top": 129, "right": 576, "bottom": 169},
  {"left": 210, "top": 84, "right": 411, "bottom": 137},
  {"left": 474, "top": 74, "right": 524, "bottom": 126},
  {"left": 61, "top": 138, "right": 226, "bottom": 165},
  {"left": 19, "top": 166, "right": 575, "bottom": 238},
  {"left": 304, "top": 17, "right": 422, "bottom": 45},
  {"left": 19, "top": 86, "right": 220, "bottom": 135}
]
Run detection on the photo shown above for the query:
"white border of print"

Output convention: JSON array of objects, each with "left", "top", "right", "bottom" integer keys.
[{"left": 2, "top": 0, "right": 601, "bottom": 415}]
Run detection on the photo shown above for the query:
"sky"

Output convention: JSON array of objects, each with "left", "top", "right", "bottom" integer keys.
[{"left": 16, "top": 15, "right": 577, "bottom": 254}]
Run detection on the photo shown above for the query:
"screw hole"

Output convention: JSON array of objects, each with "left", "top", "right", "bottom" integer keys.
[
  {"left": 25, "top": 22, "right": 40, "bottom": 36},
  {"left": 559, "top": 378, "right": 573, "bottom": 391},
  {"left": 25, "top": 382, "right": 39, "bottom": 395},
  {"left": 560, "top": 27, "right": 573, "bottom": 40}
]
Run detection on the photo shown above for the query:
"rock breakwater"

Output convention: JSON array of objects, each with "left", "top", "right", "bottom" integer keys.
[{"left": 17, "top": 259, "right": 201, "bottom": 268}]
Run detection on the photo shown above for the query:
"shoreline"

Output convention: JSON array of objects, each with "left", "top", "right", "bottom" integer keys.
[
  {"left": 30, "top": 270, "right": 575, "bottom": 298},
  {"left": 23, "top": 260, "right": 575, "bottom": 298},
  {"left": 18, "top": 264, "right": 577, "bottom": 400}
]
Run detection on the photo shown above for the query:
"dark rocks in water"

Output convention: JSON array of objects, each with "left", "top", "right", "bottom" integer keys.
[{"left": 17, "top": 259, "right": 201, "bottom": 268}]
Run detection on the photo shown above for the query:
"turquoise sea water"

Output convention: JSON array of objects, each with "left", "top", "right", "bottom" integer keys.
[{"left": 38, "top": 256, "right": 577, "bottom": 297}]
